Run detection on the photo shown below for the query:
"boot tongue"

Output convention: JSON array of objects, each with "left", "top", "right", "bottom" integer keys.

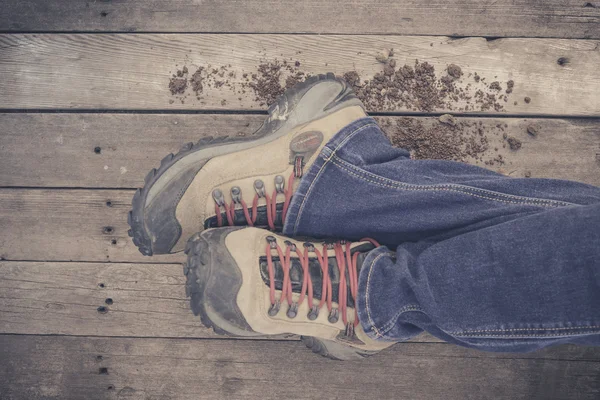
[{"left": 258, "top": 242, "right": 374, "bottom": 308}]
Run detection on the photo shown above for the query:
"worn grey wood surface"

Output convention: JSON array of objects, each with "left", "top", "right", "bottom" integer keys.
[
  {"left": 1, "top": 114, "right": 599, "bottom": 188},
  {"left": 1, "top": 335, "right": 599, "bottom": 400},
  {"left": 1, "top": 2, "right": 599, "bottom": 398},
  {"left": 0, "top": 260, "right": 441, "bottom": 342},
  {"left": 0, "top": 189, "right": 183, "bottom": 263},
  {"left": 1, "top": 1, "right": 599, "bottom": 39},
  {"left": 1, "top": 34, "right": 599, "bottom": 115}
]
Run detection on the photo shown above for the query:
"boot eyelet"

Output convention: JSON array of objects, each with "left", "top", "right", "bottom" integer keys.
[
  {"left": 328, "top": 308, "right": 339, "bottom": 324},
  {"left": 266, "top": 236, "right": 277, "bottom": 249},
  {"left": 212, "top": 189, "right": 225, "bottom": 206},
  {"left": 230, "top": 186, "right": 242, "bottom": 204},
  {"left": 268, "top": 301, "right": 281, "bottom": 316},
  {"left": 274, "top": 175, "right": 285, "bottom": 194},
  {"left": 307, "top": 306, "right": 319, "bottom": 320},
  {"left": 286, "top": 302, "right": 298, "bottom": 318},
  {"left": 253, "top": 180, "right": 265, "bottom": 198}
]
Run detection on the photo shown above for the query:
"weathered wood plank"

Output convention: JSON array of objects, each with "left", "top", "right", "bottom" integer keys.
[
  {"left": 1, "top": 1, "right": 599, "bottom": 39},
  {"left": 1, "top": 335, "right": 599, "bottom": 400},
  {"left": 1, "top": 114, "right": 599, "bottom": 188},
  {"left": 0, "top": 189, "right": 183, "bottom": 263},
  {"left": 0, "top": 34, "right": 598, "bottom": 115},
  {"left": 0, "top": 260, "right": 209, "bottom": 337},
  {"left": 0, "top": 260, "right": 439, "bottom": 342}
]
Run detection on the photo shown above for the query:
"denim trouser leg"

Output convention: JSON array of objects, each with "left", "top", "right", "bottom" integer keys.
[{"left": 283, "top": 117, "right": 600, "bottom": 352}]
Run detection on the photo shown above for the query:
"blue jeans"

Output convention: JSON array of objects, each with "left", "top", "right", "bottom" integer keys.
[{"left": 283, "top": 117, "right": 600, "bottom": 352}]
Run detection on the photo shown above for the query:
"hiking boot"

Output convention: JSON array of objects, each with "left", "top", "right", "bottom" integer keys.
[
  {"left": 183, "top": 227, "right": 395, "bottom": 360},
  {"left": 129, "top": 73, "right": 367, "bottom": 256}
]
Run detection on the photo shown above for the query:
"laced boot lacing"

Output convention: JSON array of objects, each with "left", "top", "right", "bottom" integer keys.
[
  {"left": 265, "top": 236, "right": 380, "bottom": 337},
  {"left": 211, "top": 156, "right": 305, "bottom": 230}
]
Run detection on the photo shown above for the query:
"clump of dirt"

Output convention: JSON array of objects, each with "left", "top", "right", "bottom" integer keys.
[
  {"left": 489, "top": 81, "right": 502, "bottom": 91},
  {"left": 526, "top": 124, "right": 539, "bottom": 137},
  {"left": 190, "top": 67, "right": 204, "bottom": 96},
  {"left": 244, "top": 60, "right": 308, "bottom": 106},
  {"left": 524, "top": 96, "right": 531, "bottom": 104},
  {"left": 507, "top": 137, "right": 522, "bottom": 150},
  {"left": 506, "top": 80, "right": 514, "bottom": 94},
  {"left": 379, "top": 117, "right": 507, "bottom": 165},
  {"left": 343, "top": 71, "right": 361, "bottom": 87},
  {"left": 375, "top": 49, "right": 391, "bottom": 63},
  {"left": 447, "top": 64, "right": 462, "bottom": 79},
  {"left": 341, "top": 58, "right": 510, "bottom": 112},
  {"left": 248, "top": 62, "right": 285, "bottom": 106},
  {"left": 169, "top": 67, "right": 189, "bottom": 95},
  {"left": 438, "top": 114, "right": 457, "bottom": 126}
]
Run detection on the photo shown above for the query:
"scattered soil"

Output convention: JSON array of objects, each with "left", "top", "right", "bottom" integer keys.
[
  {"left": 447, "top": 64, "right": 462, "bottom": 79},
  {"left": 190, "top": 67, "right": 204, "bottom": 96},
  {"left": 524, "top": 96, "right": 531, "bottom": 104},
  {"left": 489, "top": 81, "right": 502, "bottom": 91},
  {"left": 506, "top": 80, "right": 514, "bottom": 94},
  {"left": 438, "top": 114, "right": 457, "bottom": 126},
  {"left": 507, "top": 137, "right": 522, "bottom": 150},
  {"left": 167, "top": 55, "right": 515, "bottom": 113},
  {"left": 165, "top": 55, "right": 531, "bottom": 165},
  {"left": 375, "top": 50, "right": 390, "bottom": 63},
  {"left": 380, "top": 117, "right": 507, "bottom": 165},
  {"left": 168, "top": 67, "right": 188, "bottom": 95},
  {"left": 244, "top": 60, "right": 308, "bottom": 106},
  {"left": 526, "top": 124, "right": 540, "bottom": 137}
]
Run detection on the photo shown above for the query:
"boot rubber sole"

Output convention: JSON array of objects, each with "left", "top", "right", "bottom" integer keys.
[
  {"left": 183, "top": 228, "right": 380, "bottom": 360},
  {"left": 129, "top": 73, "right": 358, "bottom": 256}
]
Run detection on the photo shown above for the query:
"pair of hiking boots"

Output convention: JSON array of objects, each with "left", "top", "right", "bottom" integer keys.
[{"left": 128, "top": 74, "right": 394, "bottom": 360}]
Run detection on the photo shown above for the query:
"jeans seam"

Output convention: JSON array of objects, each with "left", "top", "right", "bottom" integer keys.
[
  {"left": 331, "top": 155, "right": 574, "bottom": 208},
  {"left": 451, "top": 331, "right": 600, "bottom": 338},
  {"left": 450, "top": 325, "right": 600, "bottom": 334},
  {"left": 378, "top": 305, "right": 423, "bottom": 336},
  {"left": 364, "top": 251, "right": 395, "bottom": 339},
  {"left": 291, "top": 158, "right": 331, "bottom": 236},
  {"left": 291, "top": 122, "right": 378, "bottom": 235}
]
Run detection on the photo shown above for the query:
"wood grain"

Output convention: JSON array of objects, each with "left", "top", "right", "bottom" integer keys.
[
  {"left": 1, "top": 335, "right": 599, "bottom": 400},
  {"left": 0, "top": 189, "right": 184, "bottom": 263},
  {"left": 1, "top": 114, "right": 599, "bottom": 188},
  {"left": 1, "top": 1, "right": 599, "bottom": 39},
  {"left": 0, "top": 260, "right": 209, "bottom": 337},
  {"left": 0, "top": 260, "right": 439, "bottom": 342},
  {"left": 0, "top": 34, "right": 599, "bottom": 115}
]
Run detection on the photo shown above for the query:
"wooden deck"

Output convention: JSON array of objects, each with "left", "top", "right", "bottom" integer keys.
[{"left": 1, "top": 2, "right": 599, "bottom": 399}]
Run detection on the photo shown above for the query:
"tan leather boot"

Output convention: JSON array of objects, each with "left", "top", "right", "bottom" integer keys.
[
  {"left": 184, "top": 227, "right": 395, "bottom": 360},
  {"left": 129, "top": 74, "right": 367, "bottom": 255}
]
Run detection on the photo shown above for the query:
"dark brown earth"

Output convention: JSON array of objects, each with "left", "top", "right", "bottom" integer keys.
[
  {"left": 190, "top": 67, "right": 204, "bottom": 96},
  {"left": 168, "top": 67, "right": 188, "bottom": 95},
  {"left": 379, "top": 117, "right": 508, "bottom": 165},
  {"left": 506, "top": 80, "right": 514, "bottom": 94},
  {"left": 507, "top": 137, "right": 522, "bottom": 150},
  {"left": 447, "top": 64, "right": 462, "bottom": 79},
  {"left": 167, "top": 57, "right": 526, "bottom": 163},
  {"left": 489, "top": 81, "right": 502, "bottom": 91},
  {"left": 527, "top": 124, "right": 540, "bottom": 137},
  {"left": 168, "top": 54, "right": 514, "bottom": 113}
]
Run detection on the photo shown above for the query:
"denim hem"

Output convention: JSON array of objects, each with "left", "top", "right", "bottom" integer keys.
[
  {"left": 282, "top": 117, "right": 378, "bottom": 236},
  {"left": 357, "top": 246, "right": 404, "bottom": 340}
]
